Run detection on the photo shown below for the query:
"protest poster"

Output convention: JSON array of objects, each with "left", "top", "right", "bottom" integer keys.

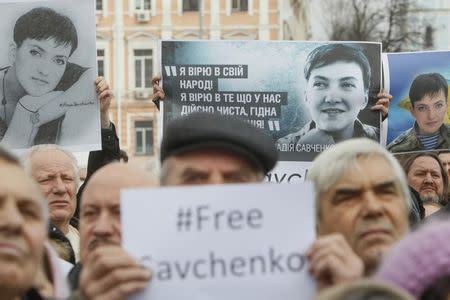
[
  {"left": 0, "top": 0, "right": 100, "bottom": 152},
  {"left": 384, "top": 51, "right": 450, "bottom": 154},
  {"left": 265, "top": 161, "right": 311, "bottom": 183},
  {"left": 121, "top": 182, "right": 316, "bottom": 300},
  {"left": 160, "top": 40, "right": 382, "bottom": 166}
]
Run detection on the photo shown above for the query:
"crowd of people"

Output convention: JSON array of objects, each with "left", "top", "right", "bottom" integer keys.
[
  {"left": 2, "top": 68, "right": 450, "bottom": 300},
  {"left": 1, "top": 10, "right": 450, "bottom": 300}
]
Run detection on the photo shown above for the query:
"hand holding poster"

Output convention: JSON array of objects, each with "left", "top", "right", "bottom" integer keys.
[
  {"left": 0, "top": 0, "right": 100, "bottom": 151},
  {"left": 121, "top": 182, "right": 316, "bottom": 300}
]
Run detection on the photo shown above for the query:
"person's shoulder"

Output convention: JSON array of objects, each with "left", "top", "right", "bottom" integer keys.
[
  {"left": 277, "top": 122, "right": 312, "bottom": 144},
  {"left": 387, "top": 127, "right": 420, "bottom": 153},
  {"left": 360, "top": 122, "right": 380, "bottom": 139},
  {"left": 442, "top": 124, "right": 450, "bottom": 133}
]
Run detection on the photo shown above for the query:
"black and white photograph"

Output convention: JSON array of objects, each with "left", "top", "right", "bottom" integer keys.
[
  {"left": 0, "top": 0, "right": 100, "bottom": 152},
  {"left": 161, "top": 40, "right": 381, "bottom": 161}
]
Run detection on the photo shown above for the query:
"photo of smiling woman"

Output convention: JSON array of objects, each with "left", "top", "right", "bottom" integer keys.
[
  {"left": 277, "top": 44, "right": 380, "bottom": 154},
  {"left": 0, "top": 1, "right": 100, "bottom": 151}
]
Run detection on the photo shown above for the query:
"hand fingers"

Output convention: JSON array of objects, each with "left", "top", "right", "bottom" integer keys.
[
  {"left": 85, "top": 246, "right": 141, "bottom": 279},
  {"left": 377, "top": 91, "right": 392, "bottom": 99},
  {"left": 95, "top": 76, "right": 105, "bottom": 85},
  {"left": 375, "top": 98, "right": 390, "bottom": 105},
  {"left": 96, "top": 80, "right": 108, "bottom": 94},
  {"left": 153, "top": 86, "right": 165, "bottom": 101},
  {"left": 309, "top": 253, "right": 338, "bottom": 279},
  {"left": 151, "top": 75, "right": 161, "bottom": 86},
  {"left": 35, "top": 103, "right": 67, "bottom": 126},
  {"left": 99, "top": 90, "right": 112, "bottom": 101},
  {"left": 371, "top": 104, "right": 388, "bottom": 116},
  {"left": 93, "top": 281, "right": 150, "bottom": 300},
  {"left": 306, "top": 233, "right": 351, "bottom": 257},
  {"left": 83, "top": 266, "right": 151, "bottom": 299},
  {"left": 307, "top": 242, "right": 347, "bottom": 267}
]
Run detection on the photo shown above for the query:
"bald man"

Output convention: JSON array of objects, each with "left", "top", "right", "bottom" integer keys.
[{"left": 68, "top": 163, "right": 157, "bottom": 300}]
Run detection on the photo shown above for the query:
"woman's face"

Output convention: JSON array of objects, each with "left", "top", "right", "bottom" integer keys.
[{"left": 12, "top": 38, "right": 71, "bottom": 96}]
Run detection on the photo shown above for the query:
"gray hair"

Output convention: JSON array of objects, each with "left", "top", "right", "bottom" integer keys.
[
  {"left": 307, "top": 138, "right": 411, "bottom": 218},
  {"left": 0, "top": 146, "right": 48, "bottom": 223},
  {"left": 22, "top": 144, "right": 80, "bottom": 189}
]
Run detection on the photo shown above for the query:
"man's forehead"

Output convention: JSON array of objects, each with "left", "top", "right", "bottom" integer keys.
[
  {"left": 331, "top": 156, "right": 398, "bottom": 188},
  {"left": 439, "top": 153, "right": 450, "bottom": 160},
  {"left": 411, "top": 156, "right": 441, "bottom": 170},
  {"left": 173, "top": 148, "right": 253, "bottom": 165},
  {"left": 31, "top": 150, "right": 73, "bottom": 169},
  {"left": 82, "top": 164, "right": 157, "bottom": 207}
]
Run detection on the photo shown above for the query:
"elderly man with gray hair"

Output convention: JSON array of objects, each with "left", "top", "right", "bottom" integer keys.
[
  {"left": 23, "top": 144, "right": 81, "bottom": 264},
  {"left": 305, "top": 138, "right": 411, "bottom": 292}
]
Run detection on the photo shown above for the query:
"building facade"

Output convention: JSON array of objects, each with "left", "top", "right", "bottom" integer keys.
[
  {"left": 412, "top": 0, "right": 450, "bottom": 50},
  {"left": 94, "top": 0, "right": 284, "bottom": 168}
]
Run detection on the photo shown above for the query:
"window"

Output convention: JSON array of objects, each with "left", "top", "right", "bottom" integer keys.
[
  {"left": 97, "top": 49, "right": 105, "bottom": 77},
  {"left": 134, "top": 49, "right": 152, "bottom": 88},
  {"left": 183, "top": 0, "right": 199, "bottom": 11},
  {"left": 135, "top": 0, "right": 151, "bottom": 10},
  {"left": 96, "top": 0, "right": 103, "bottom": 10},
  {"left": 232, "top": 0, "right": 248, "bottom": 11},
  {"left": 135, "top": 121, "right": 153, "bottom": 155}
]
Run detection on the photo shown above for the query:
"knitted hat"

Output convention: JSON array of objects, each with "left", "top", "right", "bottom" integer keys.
[
  {"left": 315, "top": 279, "right": 414, "bottom": 300},
  {"left": 376, "top": 219, "right": 450, "bottom": 297}
]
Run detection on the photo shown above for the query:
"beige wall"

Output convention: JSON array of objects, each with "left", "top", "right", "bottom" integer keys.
[{"left": 96, "top": 0, "right": 285, "bottom": 164}]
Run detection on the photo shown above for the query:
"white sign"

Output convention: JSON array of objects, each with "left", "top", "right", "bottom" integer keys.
[
  {"left": 121, "top": 182, "right": 317, "bottom": 300},
  {"left": 265, "top": 161, "right": 312, "bottom": 184}
]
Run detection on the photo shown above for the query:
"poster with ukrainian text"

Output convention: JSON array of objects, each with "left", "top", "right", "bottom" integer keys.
[
  {"left": 0, "top": 0, "right": 100, "bottom": 152},
  {"left": 385, "top": 51, "right": 450, "bottom": 154},
  {"left": 161, "top": 40, "right": 381, "bottom": 167}
]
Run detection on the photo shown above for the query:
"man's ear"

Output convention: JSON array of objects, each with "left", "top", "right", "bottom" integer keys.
[{"left": 9, "top": 42, "right": 17, "bottom": 64}]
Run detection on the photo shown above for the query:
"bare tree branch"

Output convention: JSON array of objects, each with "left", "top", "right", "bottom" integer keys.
[{"left": 323, "top": 0, "right": 429, "bottom": 52}]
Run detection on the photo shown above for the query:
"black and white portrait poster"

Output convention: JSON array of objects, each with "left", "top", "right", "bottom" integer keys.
[
  {"left": 0, "top": 0, "right": 100, "bottom": 152},
  {"left": 161, "top": 41, "right": 381, "bottom": 181}
]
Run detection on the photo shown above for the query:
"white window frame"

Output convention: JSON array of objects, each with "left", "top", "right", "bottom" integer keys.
[
  {"left": 128, "top": 38, "right": 158, "bottom": 92},
  {"left": 126, "top": 112, "right": 154, "bottom": 155},
  {"left": 134, "top": 120, "right": 154, "bottom": 156},
  {"left": 96, "top": 0, "right": 108, "bottom": 17},
  {"left": 129, "top": 0, "right": 156, "bottom": 17},
  {"left": 133, "top": 49, "right": 153, "bottom": 90},
  {"left": 96, "top": 40, "right": 110, "bottom": 80},
  {"left": 178, "top": 0, "right": 204, "bottom": 16},
  {"left": 232, "top": 0, "right": 248, "bottom": 12},
  {"left": 226, "top": 0, "right": 253, "bottom": 16}
]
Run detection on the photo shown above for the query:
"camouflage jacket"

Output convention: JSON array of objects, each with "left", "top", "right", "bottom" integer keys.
[
  {"left": 387, "top": 122, "right": 450, "bottom": 153},
  {"left": 277, "top": 119, "right": 380, "bottom": 145}
]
